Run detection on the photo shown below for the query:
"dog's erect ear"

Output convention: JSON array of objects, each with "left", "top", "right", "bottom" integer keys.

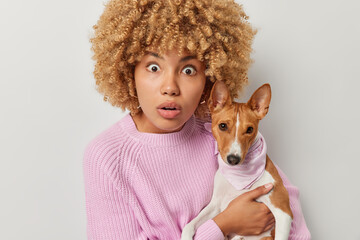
[
  {"left": 208, "top": 81, "right": 231, "bottom": 112},
  {"left": 247, "top": 84, "right": 271, "bottom": 119}
]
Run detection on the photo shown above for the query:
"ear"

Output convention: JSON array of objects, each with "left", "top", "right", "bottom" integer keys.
[
  {"left": 247, "top": 84, "right": 271, "bottom": 119},
  {"left": 208, "top": 81, "right": 231, "bottom": 112}
]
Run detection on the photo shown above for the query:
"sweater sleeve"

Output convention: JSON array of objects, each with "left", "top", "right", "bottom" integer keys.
[
  {"left": 83, "top": 140, "right": 147, "bottom": 240},
  {"left": 193, "top": 219, "right": 225, "bottom": 240},
  {"left": 276, "top": 166, "right": 311, "bottom": 240}
]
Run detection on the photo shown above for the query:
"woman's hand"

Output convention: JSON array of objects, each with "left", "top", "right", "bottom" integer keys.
[{"left": 213, "top": 183, "right": 275, "bottom": 236}]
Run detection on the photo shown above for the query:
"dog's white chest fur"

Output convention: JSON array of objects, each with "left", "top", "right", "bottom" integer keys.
[{"left": 213, "top": 168, "right": 275, "bottom": 213}]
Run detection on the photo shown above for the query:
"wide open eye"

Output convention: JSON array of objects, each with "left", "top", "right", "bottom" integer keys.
[
  {"left": 146, "top": 63, "right": 160, "bottom": 72},
  {"left": 246, "top": 126, "right": 253, "bottom": 134},
  {"left": 182, "top": 65, "right": 196, "bottom": 75},
  {"left": 218, "top": 123, "right": 228, "bottom": 131}
]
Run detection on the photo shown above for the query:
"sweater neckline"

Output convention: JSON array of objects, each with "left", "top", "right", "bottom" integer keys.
[{"left": 119, "top": 114, "right": 196, "bottom": 146}]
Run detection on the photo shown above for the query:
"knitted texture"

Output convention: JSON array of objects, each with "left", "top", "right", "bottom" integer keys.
[{"left": 83, "top": 114, "right": 311, "bottom": 240}]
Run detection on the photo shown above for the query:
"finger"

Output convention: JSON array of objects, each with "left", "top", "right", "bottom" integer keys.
[
  {"left": 245, "top": 183, "right": 273, "bottom": 200},
  {"left": 266, "top": 214, "right": 275, "bottom": 225},
  {"left": 263, "top": 221, "right": 275, "bottom": 232},
  {"left": 264, "top": 215, "right": 275, "bottom": 230},
  {"left": 266, "top": 211, "right": 275, "bottom": 222}
]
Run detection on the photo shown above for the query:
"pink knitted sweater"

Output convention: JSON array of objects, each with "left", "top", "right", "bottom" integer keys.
[{"left": 83, "top": 114, "right": 311, "bottom": 240}]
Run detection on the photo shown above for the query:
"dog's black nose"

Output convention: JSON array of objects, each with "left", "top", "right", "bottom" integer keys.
[{"left": 227, "top": 154, "right": 241, "bottom": 165}]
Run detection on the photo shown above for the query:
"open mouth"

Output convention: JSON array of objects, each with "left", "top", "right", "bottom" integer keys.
[{"left": 157, "top": 102, "right": 181, "bottom": 119}]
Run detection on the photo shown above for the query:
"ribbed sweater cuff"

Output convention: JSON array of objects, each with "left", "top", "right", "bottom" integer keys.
[
  {"left": 290, "top": 234, "right": 312, "bottom": 240},
  {"left": 193, "top": 219, "right": 224, "bottom": 240}
]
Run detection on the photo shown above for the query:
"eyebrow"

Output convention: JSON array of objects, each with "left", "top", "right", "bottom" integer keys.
[{"left": 146, "top": 51, "right": 197, "bottom": 63}]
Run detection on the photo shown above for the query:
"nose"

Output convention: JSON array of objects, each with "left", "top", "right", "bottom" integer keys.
[
  {"left": 160, "top": 72, "right": 180, "bottom": 96},
  {"left": 227, "top": 154, "right": 241, "bottom": 165}
]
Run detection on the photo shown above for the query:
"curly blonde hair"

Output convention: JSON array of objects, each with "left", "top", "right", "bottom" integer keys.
[{"left": 90, "top": 0, "right": 256, "bottom": 118}]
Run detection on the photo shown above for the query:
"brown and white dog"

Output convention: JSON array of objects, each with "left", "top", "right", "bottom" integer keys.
[{"left": 181, "top": 81, "right": 293, "bottom": 240}]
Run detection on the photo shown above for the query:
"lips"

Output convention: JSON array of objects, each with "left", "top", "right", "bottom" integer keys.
[{"left": 157, "top": 102, "right": 181, "bottom": 119}]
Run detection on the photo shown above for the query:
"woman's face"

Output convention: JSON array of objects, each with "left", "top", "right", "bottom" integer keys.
[{"left": 133, "top": 49, "right": 206, "bottom": 133}]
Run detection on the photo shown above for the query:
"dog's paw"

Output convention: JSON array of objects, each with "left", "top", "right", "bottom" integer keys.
[{"left": 181, "top": 224, "right": 196, "bottom": 240}]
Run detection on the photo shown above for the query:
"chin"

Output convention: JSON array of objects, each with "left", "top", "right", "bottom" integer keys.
[{"left": 156, "top": 119, "right": 185, "bottom": 133}]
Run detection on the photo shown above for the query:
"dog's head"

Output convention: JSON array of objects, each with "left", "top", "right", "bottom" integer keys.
[{"left": 208, "top": 81, "right": 271, "bottom": 165}]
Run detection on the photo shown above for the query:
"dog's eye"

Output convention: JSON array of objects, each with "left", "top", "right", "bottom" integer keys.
[
  {"left": 246, "top": 127, "right": 253, "bottom": 134},
  {"left": 218, "top": 123, "right": 228, "bottom": 131}
]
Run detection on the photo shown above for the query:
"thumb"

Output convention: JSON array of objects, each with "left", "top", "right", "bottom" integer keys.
[{"left": 245, "top": 183, "right": 273, "bottom": 200}]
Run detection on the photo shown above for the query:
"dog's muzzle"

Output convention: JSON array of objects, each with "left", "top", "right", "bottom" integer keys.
[{"left": 227, "top": 154, "right": 241, "bottom": 165}]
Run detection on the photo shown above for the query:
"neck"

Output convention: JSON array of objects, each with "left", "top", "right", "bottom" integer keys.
[{"left": 217, "top": 132, "right": 267, "bottom": 190}]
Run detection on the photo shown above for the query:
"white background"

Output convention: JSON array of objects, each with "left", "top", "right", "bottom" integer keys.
[{"left": 0, "top": 0, "right": 359, "bottom": 239}]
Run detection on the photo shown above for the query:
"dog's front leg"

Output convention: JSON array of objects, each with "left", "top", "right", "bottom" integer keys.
[
  {"left": 181, "top": 198, "right": 221, "bottom": 240},
  {"left": 257, "top": 194, "right": 292, "bottom": 240},
  {"left": 272, "top": 209, "right": 292, "bottom": 240}
]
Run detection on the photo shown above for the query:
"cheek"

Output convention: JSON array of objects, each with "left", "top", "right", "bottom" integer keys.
[
  {"left": 135, "top": 75, "right": 158, "bottom": 100},
  {"left": 183, "top": 79, "right": 205, "bottom": 103}
]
